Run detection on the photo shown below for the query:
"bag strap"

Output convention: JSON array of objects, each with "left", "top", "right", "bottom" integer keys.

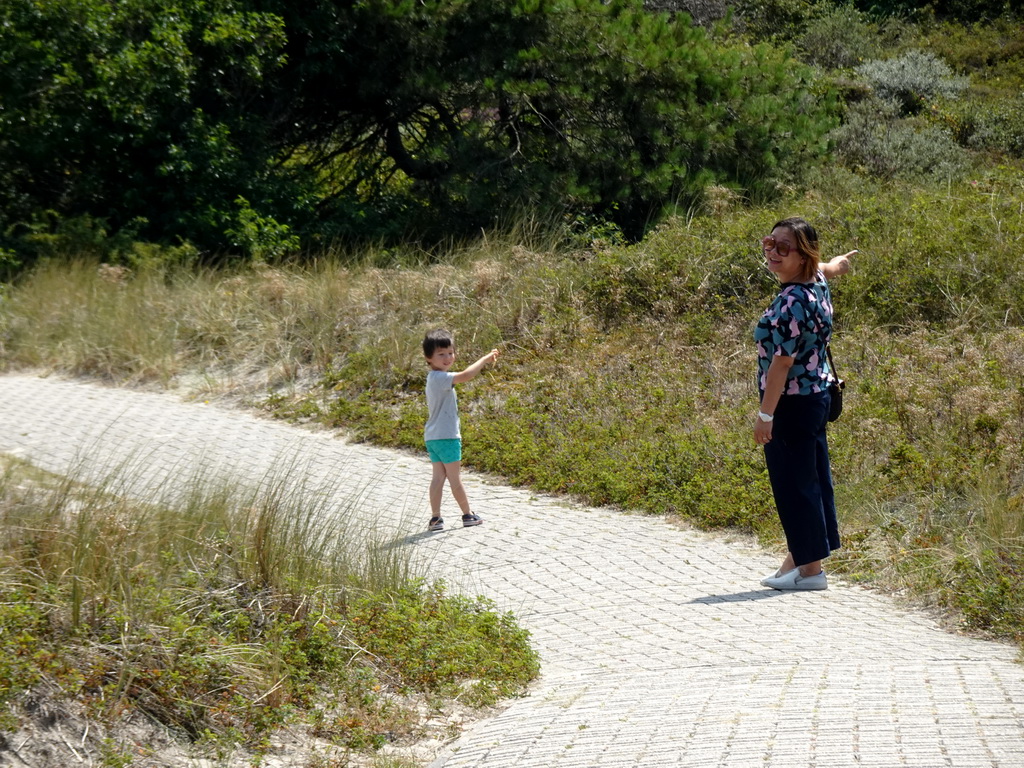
[{"left": 826, "top": 343, "right": 840, "bottom": 381}]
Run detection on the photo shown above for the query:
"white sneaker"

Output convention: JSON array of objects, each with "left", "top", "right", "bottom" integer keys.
[
  {"left": 760, "top": 568, "right": 785, "bottom": 587},
  {"left": 762, "top": 568, "right": 827, "bottom": 591}
]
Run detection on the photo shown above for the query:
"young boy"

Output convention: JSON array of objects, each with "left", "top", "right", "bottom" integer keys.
[{"left": 422, "top": 330, "right": 500, "bottom": 531}]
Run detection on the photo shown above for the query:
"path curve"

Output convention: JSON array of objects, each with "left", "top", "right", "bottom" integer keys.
[{"left": 0, "top": 374, "right": 1021, "bottom": 768}]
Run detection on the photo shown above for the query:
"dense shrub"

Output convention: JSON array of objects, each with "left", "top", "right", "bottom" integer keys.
[
  {"left": 850, "top": 0, "right": 1016, "bottom": 22},
  {"left": 348, "top": 582, "right": 540, "bottom": 706},
  {"left": 798, "top": 3, "right": 881, "bottom": 70},
  {"left": 919, "top": 18, "right": 1024, "bottom": 96},
  {"left": 732, "top": 0, "right": 817, "bottom": 39},
  {"left": 580, "top": 215, "right": 771, "bottom": 327},
  {"left": 943, "top": 94, "right": 1024, "bottom": 157},
  {"left": 829, "top": 99, "right": 968, "bottom": 180},
  {"left": 856, "top": 50, "right": 968, "bottom": 115}
]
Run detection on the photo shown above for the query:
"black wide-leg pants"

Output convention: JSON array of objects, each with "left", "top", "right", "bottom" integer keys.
[{"left": 763, "top": 390, "right": 841, "bottom": 567}]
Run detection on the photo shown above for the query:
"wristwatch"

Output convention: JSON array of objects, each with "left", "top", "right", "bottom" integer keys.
[{"left": 757, "top": 411, "right": 774, "bottom": 422}]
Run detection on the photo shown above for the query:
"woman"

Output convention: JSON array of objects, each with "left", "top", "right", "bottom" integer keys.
[{"left": 754, "top": 217, "right": 853, "bottom": 591}]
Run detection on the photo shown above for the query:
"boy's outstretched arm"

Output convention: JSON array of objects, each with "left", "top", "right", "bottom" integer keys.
[
  {"left": 453, "top": 348, "right": 500, "bottom": 384},
  {"left": 821, "top": 250, "right": 857, "bottom": 280}
]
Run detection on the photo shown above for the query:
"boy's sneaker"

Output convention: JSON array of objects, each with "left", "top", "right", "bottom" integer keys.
[
  {"left": 428, "top": 517, "right": 444, "bottom": 532},
  {"left": 462, "top": 514, "right": 483, "bottom": 527}
]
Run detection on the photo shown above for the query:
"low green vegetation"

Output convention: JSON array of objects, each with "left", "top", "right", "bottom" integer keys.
[{"left": 0, "top": 457, "right": 539, "bottom": 763}]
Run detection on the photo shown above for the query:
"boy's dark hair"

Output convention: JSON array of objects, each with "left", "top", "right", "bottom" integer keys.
[{"left": 423, "top": 329, "right": 454, "bottom": 357}]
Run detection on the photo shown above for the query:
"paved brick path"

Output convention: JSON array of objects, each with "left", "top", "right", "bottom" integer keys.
[{"left": 1, "top": 373, "right": 1022, "bottom": 767}]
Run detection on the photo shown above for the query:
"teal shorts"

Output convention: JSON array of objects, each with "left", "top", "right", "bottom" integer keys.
[{"left": 426, "top": 438, "right": 462, "bottom": 464}]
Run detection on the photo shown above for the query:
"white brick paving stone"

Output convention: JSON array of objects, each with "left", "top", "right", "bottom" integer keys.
[{"left": 0, "top": 373, "right": 1022, "bottom": 767}]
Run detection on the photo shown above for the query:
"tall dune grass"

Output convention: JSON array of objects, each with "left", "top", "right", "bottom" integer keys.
[
  {"left": 1, "top": 230, "right": 572, "bottom": 394},
  {"left": 0, "top": 448, "right": 413, "bottom": 604},
  {"left": 0, "top": 454, "right": 538, "bottom": 761}
]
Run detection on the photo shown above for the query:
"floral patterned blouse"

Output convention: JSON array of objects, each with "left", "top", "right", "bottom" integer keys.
[{"left": 754, "top": 274, "right": 833, "bottom": 396}]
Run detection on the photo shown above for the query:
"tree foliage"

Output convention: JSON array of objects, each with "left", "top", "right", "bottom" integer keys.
[
  {"left": 0, "top": 0, "right": 294, "bottom": 258},
  {"left": 851, "top": 0, "right": 1016, "bottom": 21},
  {"left": 0, "top": 0, "right": 840, "bottom": 260}
]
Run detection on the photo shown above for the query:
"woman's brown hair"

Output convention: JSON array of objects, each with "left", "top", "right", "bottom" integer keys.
[{"left": 773, "top": 217, "right": 821, "bottom": 282}]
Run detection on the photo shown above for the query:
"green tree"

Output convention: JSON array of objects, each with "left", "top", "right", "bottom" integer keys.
[
  {"left": 0, "top": 0, "right": 839, "bottom": 257},
  {"left": 851, "top": 0, "right": 1015, "bottom": 21},
  {"left": 265, "top": 0, "right": 839, "bottom": 240},
  {"left": 0, "top": 0, "right": 294, "bottom": 258}
]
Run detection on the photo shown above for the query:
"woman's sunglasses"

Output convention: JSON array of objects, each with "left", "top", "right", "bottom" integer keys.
[{"left": 762, "top": 236, "right": 793, "bottom": 257}]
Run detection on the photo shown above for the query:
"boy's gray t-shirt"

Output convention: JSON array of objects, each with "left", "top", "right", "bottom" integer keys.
[{"left": 424, "top": 370, "right": 460, "bottom": 441}]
